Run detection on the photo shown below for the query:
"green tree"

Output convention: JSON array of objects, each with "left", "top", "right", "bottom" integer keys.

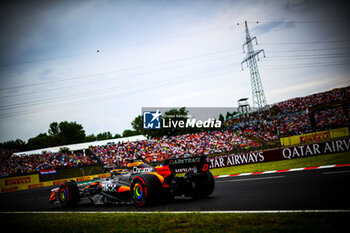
[
  {"left": 5, "top": 121, "right": 87, "bottom": 151},
  {"left": 114, "top": 133, "right": 122, "bottom": 139},
  {"left": 131, "top": 115, "right": 143, "bottom": 134},
  {"left": 0, "top": 139, "right": 26, "bottom": 151},
  {"left": 27, "top": 133, "right": 51, "bottom": 150},
  {"left": 122, "top": 129, "right": 138, "bottom": 137},
  {"left": 225, "top": 111, "right": 232, "bottom": 120},
  {"left": 96, "top": 131, "right": 113, "bottom": 140},
  {"left": 59, "top": 147, "right": 70, "bottom": 153},
  {"left": 84, "top": 134, "right": 96, "bottom": 142},
  {"left": 58, "top": 121, "right": 86, "bottom": 144},
  {"left": 48, "top": 122, "right": 59, "bottom": 136},
  {"left": 219, "top": 114, "right": 225, "bottom": 123}
]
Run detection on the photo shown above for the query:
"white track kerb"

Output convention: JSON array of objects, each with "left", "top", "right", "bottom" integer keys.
[
  {"left": 3, "top": 210, "right": 350, "bottom": 214},
  {"left": 213, "top": 164, "right": 350, "bottom": 178}
]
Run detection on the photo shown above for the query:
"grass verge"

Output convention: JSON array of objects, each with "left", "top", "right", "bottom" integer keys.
[
  {"left": 1, "top": 212, "right": 348, "bottom": 233},
  {"left": 210, "top": 152, "right": 350, "bottom": 177}
]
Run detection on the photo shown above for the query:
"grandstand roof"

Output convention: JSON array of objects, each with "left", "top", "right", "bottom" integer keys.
[{"left": 12, "top": 135, "right": 147, "bottom": 157}]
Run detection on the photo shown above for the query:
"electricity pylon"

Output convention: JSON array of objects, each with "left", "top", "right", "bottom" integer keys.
[{"left": 241, "top": 21, "right": 268, "bottom": 109}]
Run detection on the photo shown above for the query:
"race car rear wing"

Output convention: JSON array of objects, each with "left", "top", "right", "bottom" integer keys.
[{"left": 163, "top": 156, "right": 209, "bottom": 173}]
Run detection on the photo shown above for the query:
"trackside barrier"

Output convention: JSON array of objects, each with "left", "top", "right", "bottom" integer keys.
[
  {"left": 207, "top": 138, "right": 350, "bottom": 169},
  {"left": 0, "top": 172, "right": 110, "bottom": 194},
  {"left": 0, "top": 174, "right": 40, "bottom": 193},
  {"left": 280, "top": 127, "right": 349, "bottom": 147}
]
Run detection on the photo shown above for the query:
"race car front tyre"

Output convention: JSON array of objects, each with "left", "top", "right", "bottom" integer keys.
[
  {"left": 58, "top": 182, "right": 80, "bottom": 207},
  {"left": 131, "top": 174, "right": 162, "bottom": 207}
]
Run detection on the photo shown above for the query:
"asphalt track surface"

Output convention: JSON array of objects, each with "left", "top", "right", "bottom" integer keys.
[{"left": 1, "top": 166, "right": 350, "bottom": 212}]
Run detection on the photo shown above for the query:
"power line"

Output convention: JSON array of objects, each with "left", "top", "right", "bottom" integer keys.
[
  {"left": 247, "top": 20, "right": 347, "bottom": 24},
  {"left": 0, "top": 48, "right": 241, "bottom": 92},
  {"left": 260, "top": 60, "right": 350, "bottom": 70},
  {"left": 2, "top": 34, "right": 350, "bottom": 112},
  {"left": 261, "top": 39, "right": 350, "bottom": 46},
  {"left": 1, "top": 56, "right": 347, "bottom": 118},
  {"left": 2, "top": 43, "right": 349, "bottom": 100},
  {"left": 265, "top": 54, "right": 350, "bottom": 61},
  {"left": 1, "top": 38, "right": 349, "bottom": 91},
  {"left": 269, "top": 51, "right": 350, "bottom": 57},
  {"left": 0, "top": 25, "right": 228, "bottom": 68},
  {"left": 0, "top": 66, "right": 241, "bottom": 118},
  {"left": 0, "top": 63, "right": 241, "bottom": 111},
  {"left": 1, "top": 18, "right": 348, "bottom": 68},
  {"left": 268, "top": 46, "right": 350, "bottom": 53},
  {"left": 1, "top": 42, "right": 349, "bottom": 98},
  {"left": 0, "top": 52, "right": 240, "bottom": 101}
]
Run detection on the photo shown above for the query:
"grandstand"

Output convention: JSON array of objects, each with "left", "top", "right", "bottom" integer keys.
[
  {"left": 1, "top": 86, "right": 349, "bottom": 177},
  {"left": 0, "top": 135, "right": 146, "bottom": 177},
  {"left": 226, "top": 86, "right": 349, "bottom": 141},
  {"left": 11, "top": 135, "right": 147, "bottom": 156},
  {"left": 90, "top": 130, "right": 260, "bottom": 167}
]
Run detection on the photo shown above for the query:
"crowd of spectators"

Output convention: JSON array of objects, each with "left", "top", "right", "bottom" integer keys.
[
  {"left": 226, "top": 86, "right": 349, "bottom": 142},
  {"left": 90, "top": 130, "right": 260, "bottom": 166},
  {"left": 0, "top": 151, "right": 97, "bottom": 176},
  {"left": 229, "top": 111, "right": 313, "bottom": 142},
  {"left": 274, "top": 86, "right": 350, "bottom": 114},
  {"left": 0, "top": 149, "right": 14, "bottom": 176},
  {"left": 1, "top": 130, "right": 260, "bottom": 175},
  {"left": 315, "top": 106, "right": 348, "bottom": 131}
]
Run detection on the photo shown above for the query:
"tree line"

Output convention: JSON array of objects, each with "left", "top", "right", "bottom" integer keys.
[{"left": 0, "top": 121, "right": 128, "bottom": 151}]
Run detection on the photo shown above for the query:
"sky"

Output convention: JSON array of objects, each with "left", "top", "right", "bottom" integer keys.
[{"left": 0, "top": 0, "right": 350, "bottom": 143}]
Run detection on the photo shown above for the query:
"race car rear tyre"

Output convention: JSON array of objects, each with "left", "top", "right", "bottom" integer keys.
[
  {"left": 131, "top": 174, "right": 162, "bottom": 207},
  {"left": 58, "top": 182, "right": 80, "bottom": 207},
  {"left": 189, "top": 171, "right": 215, "bottom": 198}
]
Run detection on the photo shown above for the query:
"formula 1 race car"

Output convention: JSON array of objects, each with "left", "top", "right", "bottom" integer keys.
[{"left": 49, "top": 156, "right": 215, "bottom": 207}]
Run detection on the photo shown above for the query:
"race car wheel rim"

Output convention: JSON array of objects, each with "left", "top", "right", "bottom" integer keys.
[
  {"left": 133, "top": 183, "right": 143, "bottom": 200},
  {"left": 59, "top": 185, "right": 69, "bottom": 203}
]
